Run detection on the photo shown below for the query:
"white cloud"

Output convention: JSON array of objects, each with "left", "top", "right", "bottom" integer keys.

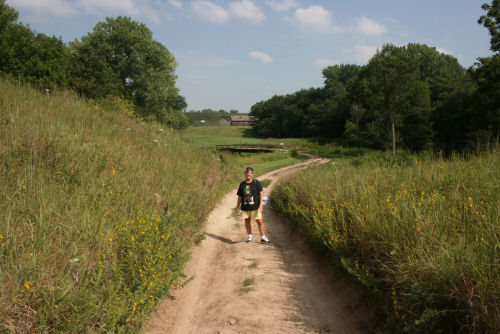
[
  {"left": 266, "top": 0, "right": 299, "bottom": 12},
  {"left": 315, "top": 58, "right": 339, "bottom": 68},
  {"left": 355, "top": 16, "right": 387, "bottom": 36},
  {"left": 229, "top": 0, "right": 265, "bottom": 23},
  {"left": 191, "top": 0, "right": 230, "bottom": 23},
  {"left": 435, "top": 46, "right": 453, "bottom": 56},
  {"left": 295, "top": 5, "right": 342, "bottom": 33},
  {"left": 167, "top": 0, "right": 183, "bottom": 9},
  {"left": 344, "top": 45, "right": 379, "bottom": 64},
  {"left": 9, "top": 0, "right": 77, "bottom": 17},
  {"left": 248, "top": 51, "right": 273, "bottom": 64}
]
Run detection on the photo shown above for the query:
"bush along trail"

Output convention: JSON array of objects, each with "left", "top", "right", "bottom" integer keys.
[
  {"left": 271, "top": 152, "right": 499, "bottom": 333},
  {"left": 0, "top": 79, "right": 242, "bottom": 332}
]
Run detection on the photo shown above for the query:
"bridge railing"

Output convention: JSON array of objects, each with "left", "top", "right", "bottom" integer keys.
[
  {"left": 216, "top": 144, "right": 281, "bottom": 149},
  {"left": 215, "top": 144, "right": 285, "bottom": 151}
]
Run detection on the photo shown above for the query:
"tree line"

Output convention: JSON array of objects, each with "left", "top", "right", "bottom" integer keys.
[
  {"left": 0, "top": 0, "right": 189, "bottom": 129},
  {"left": 251, "top": 2, "right": 499, "bottom": 153}
]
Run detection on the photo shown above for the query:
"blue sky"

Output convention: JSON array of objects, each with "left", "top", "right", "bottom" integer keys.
[{"left": 7, "top": 0, "right": 494, "bottom": 113}]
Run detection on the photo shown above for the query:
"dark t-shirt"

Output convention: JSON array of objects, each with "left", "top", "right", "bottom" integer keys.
[{"left": 237, "top": 179, "right": 263, "bottom": 211}]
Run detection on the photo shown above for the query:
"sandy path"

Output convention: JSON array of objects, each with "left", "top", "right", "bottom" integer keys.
[{"left": 143, "top": 158, "right": 381, "bottom": 334}]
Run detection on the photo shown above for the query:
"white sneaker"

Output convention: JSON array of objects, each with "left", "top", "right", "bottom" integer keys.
[
  {"left": 246, "top": 235, "right": 253, "bottom": 243},
  {"left": 261, "top": 236, "right": 271, "bottom": 244}
]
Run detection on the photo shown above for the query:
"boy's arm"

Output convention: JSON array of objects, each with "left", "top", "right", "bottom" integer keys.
[
  {"left": 258, "top": 191, "right": 263, "bottom": 212},
  {"left": 236, "top": 196, "right": 242, "bottom": 210}
]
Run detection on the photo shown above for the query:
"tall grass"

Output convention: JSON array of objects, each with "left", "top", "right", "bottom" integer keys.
[
  {"left": 0, "top": 78, "right": 241, "bottom": 332},
  {"left": 272, "top": 152, "right": 499, "bottom": 333}
]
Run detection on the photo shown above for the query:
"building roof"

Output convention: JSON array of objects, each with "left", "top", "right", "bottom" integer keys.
[{"left": 230, "top": 115, "right": 255, "bottom": 121}]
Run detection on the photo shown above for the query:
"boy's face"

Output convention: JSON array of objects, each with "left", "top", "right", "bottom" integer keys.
[{"left": 245, "top": 170, "right": 253, "bottom": 181}]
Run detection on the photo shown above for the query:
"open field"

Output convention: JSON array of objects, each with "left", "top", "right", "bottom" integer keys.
[
  {"left": 180, "top": 126, "right": 383, "bottom": 163},
  {"left": 181, "top": 126, "right": 312, "bottom": 148},
  {"left": 272, "top": 151, "right": 500, "bottom": 333},
  {"left": 180, "top": 126, "right": 309, "bottom": 176}
]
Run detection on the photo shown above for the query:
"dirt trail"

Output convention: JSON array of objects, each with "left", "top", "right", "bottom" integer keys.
[{"left": 144, "top": 158, "right": 381, "bottom": 334}]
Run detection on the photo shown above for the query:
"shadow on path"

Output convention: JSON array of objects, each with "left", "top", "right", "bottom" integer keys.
[{"left": 204, "top": 232, "right": 240, "bottom": 244}]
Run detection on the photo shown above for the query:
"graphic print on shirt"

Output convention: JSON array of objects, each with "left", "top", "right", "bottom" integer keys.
[{"left": 243, "top": 185, "right": 254, "bottom": 205}]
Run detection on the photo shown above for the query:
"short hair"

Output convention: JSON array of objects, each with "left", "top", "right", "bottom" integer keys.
[{"left": 245, "top": 167, "right": 254, "bottom": 173}]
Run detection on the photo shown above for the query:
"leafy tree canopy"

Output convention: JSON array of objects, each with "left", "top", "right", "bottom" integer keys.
[
  {"left": 250, "top": 43, "right": 475, "bottom": 152},
  {"left": 479, "top": 0, "right": 500, "bottom": 52},
  {"left": 0, "top": 1, "right": 68, "bottom": 89},
  {"left": 69, "top": 16, "right": 187, "bottom": 127},
  {"left": 0, "top": 0, "right": 17, "bottom": 30}
]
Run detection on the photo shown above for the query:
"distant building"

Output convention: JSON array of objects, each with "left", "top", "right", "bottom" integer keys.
[
  {"left": 218, "top": 115, "right": 231, "bottom": 126},
  {"left": 230, "top": 115, "right": 256, "bottom": 126}
]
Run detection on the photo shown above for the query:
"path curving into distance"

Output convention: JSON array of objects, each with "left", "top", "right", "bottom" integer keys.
[{"left": 143, "top": 157, "right": 383, "bottom": 334}]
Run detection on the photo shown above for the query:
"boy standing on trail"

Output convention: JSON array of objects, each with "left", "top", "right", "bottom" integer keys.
[{"left": 235, "top": 167, "right": 271, "bottom": 244}]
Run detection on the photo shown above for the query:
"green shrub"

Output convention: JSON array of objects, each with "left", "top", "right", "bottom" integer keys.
[{"left": 98, "top": 95, "right": 139, "bottom": 120}]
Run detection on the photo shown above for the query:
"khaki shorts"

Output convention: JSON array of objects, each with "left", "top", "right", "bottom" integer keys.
[{"left": 242, "top": 209, "right": 262, "bottom": 220}]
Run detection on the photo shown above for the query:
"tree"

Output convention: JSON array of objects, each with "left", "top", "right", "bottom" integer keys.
[
  {"left": 251, "top": 95, "right": 287, "bottom": 137},
  {"left": 173, "top": 95, "right": 187, "bottom": 112},
  {"left": 70, "top": 16, "right": 185, "bottom": 127},
  {"left": 354, "top": 44, "right": 432, "bottom": 153},
  {"left": 469, "top": 56, "right": 500, "bottom": 150},
  {"left": 321, "top": 64, "right": 361, "bottom": 138},
  {"left": 466, "top": 1, "right": 500, "bottom": 150},
  {"left": 406, "top": 44, "right": 473, "bottom": 108},
  {"left": 478, "top": 0, "right": 500, "bottom": 52},
  {"left": 323, "top": 64, "right": 360, "bottom": 98},
  {"left": 0, "top": 0, "right": 17, "bottom": 31},
  {"left": 0, "top": 1, "right": 68, "bottom": 89}
]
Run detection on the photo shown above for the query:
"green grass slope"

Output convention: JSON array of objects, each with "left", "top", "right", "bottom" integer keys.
[{"left": 0, "top": 78, "right": 241, "bottom": 332}]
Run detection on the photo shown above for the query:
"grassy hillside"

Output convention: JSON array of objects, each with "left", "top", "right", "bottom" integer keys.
[
  {"left": 0, "top": 79, "right": 242, "bottom": 332},
  {"left": 272, "top": 152, "right": 499, "bottom": 333}
]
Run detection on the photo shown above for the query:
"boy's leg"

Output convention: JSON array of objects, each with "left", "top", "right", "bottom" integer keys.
[
  {"left": 256, "top": 219, "right": 265, "bottom": 236},
  {"left": 245, "top": 218, "right": 252, "bottom": 234}
]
